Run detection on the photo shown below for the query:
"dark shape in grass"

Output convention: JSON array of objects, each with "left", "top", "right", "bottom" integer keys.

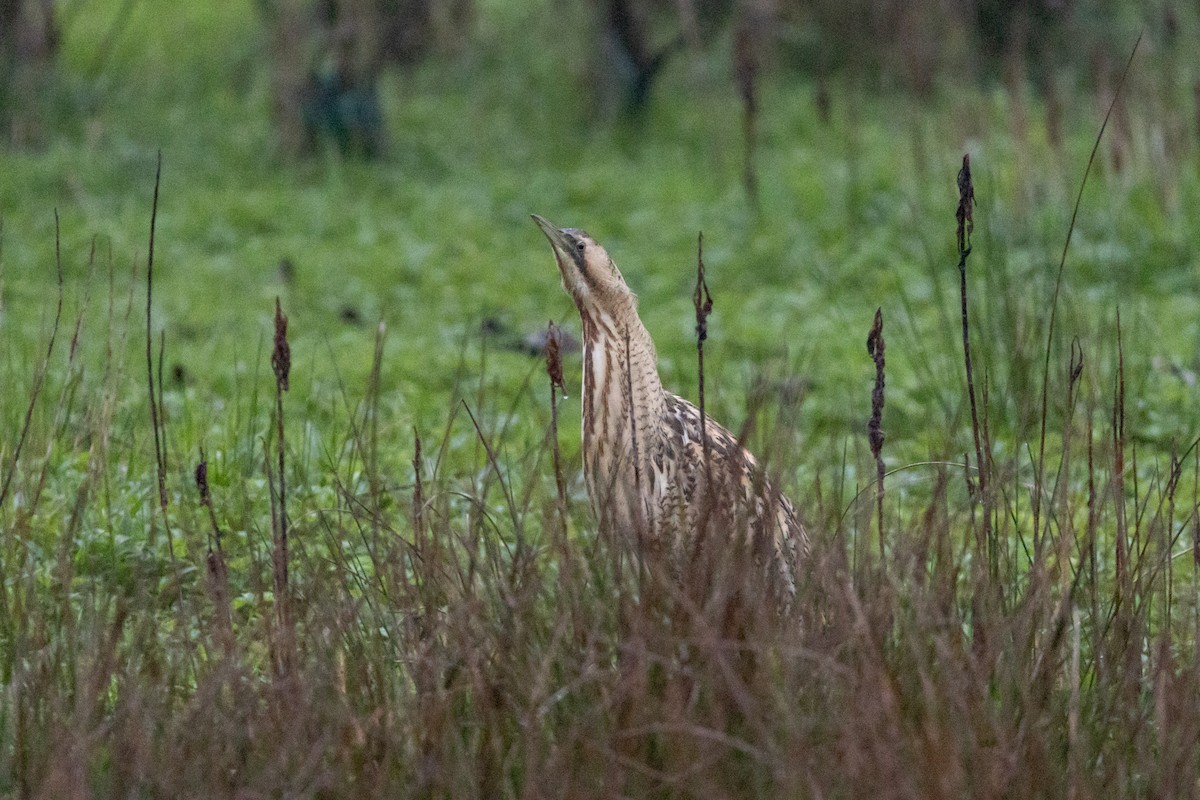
[
  {"left": 523, "top": 324, "right": 580, "bottom": 357},
  {"left": 815, "top": 78, "right": 831, "bottom": 125},
  {"left": 339, "top": 304, "right": 363, "bottom": 325},
  {"left": 277, "top": 256, "right": 295, "bottom": 284},
  {"left": 302, "top": 68, "right": 384, "bottom": 158},
  {"left": 480, "top": 315, "right": 505, "bottom": 338},
  {"left": 481, "top": 315, "right": 582, "bottom": 357}
]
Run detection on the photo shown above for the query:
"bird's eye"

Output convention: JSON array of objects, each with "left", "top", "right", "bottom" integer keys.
[{"left": 576, "top": 241, "right": 586, "bottom": 253}]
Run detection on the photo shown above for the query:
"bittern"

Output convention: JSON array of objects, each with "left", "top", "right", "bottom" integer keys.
[{"left": 533, "top": 215, "right": 807, "bottom": 601}]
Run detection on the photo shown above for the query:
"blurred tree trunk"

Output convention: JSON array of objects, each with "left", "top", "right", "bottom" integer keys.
[
  {"left": 260, "top": 0, "right": 473, "bottom": 159},
  {"left": 734, "top": 0, "right": 773, "bottom": 207},
  {"left": 0, "top": 0, "right": 59, "bottom": 147},
  {"left": 589, "top": 0, "right": 736, "bottom": 120},
  {"left": 265, "top": 0, "right": 311, "bottom": 158}
]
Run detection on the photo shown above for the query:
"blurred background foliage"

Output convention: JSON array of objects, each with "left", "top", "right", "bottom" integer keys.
[{"left": 1, "top": 0, "right": 1193, "bottom": 155}]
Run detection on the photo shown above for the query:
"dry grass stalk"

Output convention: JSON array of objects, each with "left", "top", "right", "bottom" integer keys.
[
  {"left": 145, "top": 154, "right": 170, "bottom": 532},
  {"left": 141, "top": 155, "right": 188, "bottom": 630}
]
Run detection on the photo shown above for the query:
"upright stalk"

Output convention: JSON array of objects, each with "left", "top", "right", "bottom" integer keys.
[{"left": 956, "top": 154, "right": 992, "bottom": 575}]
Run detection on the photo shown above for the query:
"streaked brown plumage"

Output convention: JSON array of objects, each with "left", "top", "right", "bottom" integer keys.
[{"left": 533, "top": 215, "right": 808, "bottom": 601}]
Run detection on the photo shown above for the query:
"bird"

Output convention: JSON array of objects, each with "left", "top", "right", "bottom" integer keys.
[{"left": 532, "top": 214, "right": 808, "bottom": 604}]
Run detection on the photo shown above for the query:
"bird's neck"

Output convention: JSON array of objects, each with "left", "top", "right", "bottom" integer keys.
[{"left": 578, "top": 301, "right": 665, "bottom": 518}]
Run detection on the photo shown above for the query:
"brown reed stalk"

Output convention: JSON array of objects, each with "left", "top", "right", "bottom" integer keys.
[
  {"left": 270, "top": 296, "right": 291, "bottom": 641},
  {"left": 693, "top": 232, "right": 713, "bottom": 483},
  {"left": 866, "top": 307, "right": 885, "bottom": 564},
  {"left": 955, "top": 153, "right": 991, "bottom": 574}
]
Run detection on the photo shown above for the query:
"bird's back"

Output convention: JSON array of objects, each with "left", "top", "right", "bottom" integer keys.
[{"left": 648, "top": 392, "right": 807, "bottom": 601}]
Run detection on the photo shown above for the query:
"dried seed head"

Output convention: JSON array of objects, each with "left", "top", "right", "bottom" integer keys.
[
  {"left": 272, "top": 296, "right": 290, "bottom": 392},
  {"left": 1070, "top": 337, "right": 1085, "bottom": 386},
  {"left": 545, "top": 321, "right": 565, "bottom": 393},
  {"left": 867, "top": 307, "right": 885, "bottom": 459},
  {"left": 866, "top": 307, "right": 883, "bottom": 358},
  {"left": 693, "top": 233, "right": 713, "bottom": 343},
  {"left": 195, "top": 457, "right": 210, "bottom": 507},
  {"left": 956, "top": 153, "right": 975, "bottom": 255}
]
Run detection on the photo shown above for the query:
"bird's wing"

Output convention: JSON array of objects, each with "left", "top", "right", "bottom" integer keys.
[{"left": 657, "top": 393, "right": 806, "bottom": 592}]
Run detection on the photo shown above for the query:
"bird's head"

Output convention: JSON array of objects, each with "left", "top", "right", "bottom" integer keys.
[{"left": 533, "top": 214, "right": 635, "bottom": 317}]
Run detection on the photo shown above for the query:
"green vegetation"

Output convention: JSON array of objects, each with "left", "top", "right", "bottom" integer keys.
[{"left": 1, "top": 0, "right": 1199, "bottom": 796}]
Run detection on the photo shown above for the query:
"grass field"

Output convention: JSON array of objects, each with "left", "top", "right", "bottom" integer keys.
[{"left": 2, "top": 0, "right": 1200, "bottom": 796}]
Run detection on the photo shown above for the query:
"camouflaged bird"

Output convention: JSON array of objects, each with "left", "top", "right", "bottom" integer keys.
[{"left": 533, "top": 215, "right": 808, "bottom": 603}]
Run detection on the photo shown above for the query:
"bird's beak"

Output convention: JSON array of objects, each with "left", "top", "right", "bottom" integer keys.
[{"left": 531, "top": 214, "right": 572, "bottom": 256}]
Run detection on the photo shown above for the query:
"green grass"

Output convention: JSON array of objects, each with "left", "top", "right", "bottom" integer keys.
[{"left": 2, "top": 0, "right": 1200, "bottom": 796}]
